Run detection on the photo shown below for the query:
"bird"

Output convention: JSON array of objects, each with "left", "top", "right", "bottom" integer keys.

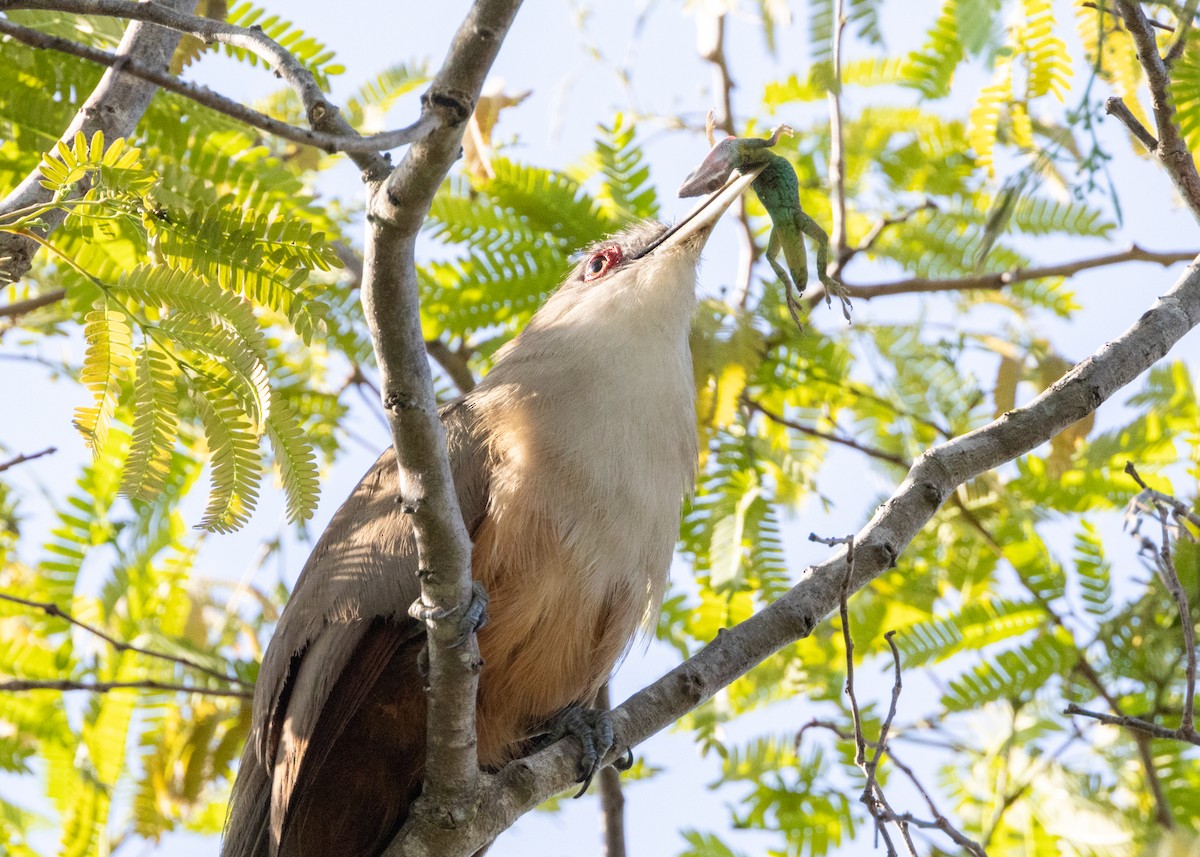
[{"left": 221, "top": 166, "right": 761, "bottom": 857}]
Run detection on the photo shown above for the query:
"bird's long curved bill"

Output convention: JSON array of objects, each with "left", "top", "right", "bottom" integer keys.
[{"left": 634, "top": 165, "right": 764, "bottom": 260}]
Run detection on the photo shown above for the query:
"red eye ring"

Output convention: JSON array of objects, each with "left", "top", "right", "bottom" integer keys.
[{"left": 583, "top": 245, "right": 623, "bottom": 282}]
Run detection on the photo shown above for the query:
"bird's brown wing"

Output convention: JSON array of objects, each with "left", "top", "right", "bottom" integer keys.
[{"left": 246, "top": 399, "right": 492, "bottom": 855}]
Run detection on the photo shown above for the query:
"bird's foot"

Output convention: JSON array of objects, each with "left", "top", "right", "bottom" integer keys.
[
  {"left": 409, "top": 581, "right": 489, "bottom": 648},
  {"left": 546, "top": 707, "right": 634, "bottom": 797}
]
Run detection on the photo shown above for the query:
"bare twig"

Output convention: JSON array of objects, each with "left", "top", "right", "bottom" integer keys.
[
  {"left": 748, "top": 398, "right": 908, "bottom": 468},
  {"left": 0, "top": 591, "right": 247, "bottom": 686},
  {"left": 1120, "top": 464, "right": 1198, "bottom": 742},
  {"left": 426, "top": 340, "right": 477, "bottom": 394},
  {"left": 1065, "top": 704, "right": 1200, "bottom": 746},
  {"left": 0, "top": 16, "right": 432, "bottom": 157},
  {"left": 1082, "top": 2, "right": 1175, "bottom": 31},
  {"left": 595, "top": 683, "right": 628, "bottom": 857},
  {"left": 0, "top": 447, "right": 56, "bottom": 473},
  {"left": 827, "top": 0, "right": 849, "bottom": 270},
  {"left": 1106, "top": 96, "right": 1160, "bottom": 152},
  {"left": 1125, "top": 461, "right": 1200, "bottom": 533},
  {"left": 0, "top": 289, "right": 67, "bottom": 320},
  {"left": 0, "top": 678, "right": 250, "bottom": 698},
  {"left": 695, "top": 12, "right": 759, "bottom": 307},
  {"left": 826, "top": 245, "right": 1196, "bottom": 302},
  {"left": 840, "top": 201, "right": 938, "bottom": 269}
]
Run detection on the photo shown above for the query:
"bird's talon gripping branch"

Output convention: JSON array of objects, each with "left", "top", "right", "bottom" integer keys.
[
  {"left": 545, "top": 706, "right": 621, "bottom": 797},
  {"left": 679, "top": 122, "right": 852, "bottom": 324},
  {"left": 407, "top": 580, "right": 489, "bottom": 649},
  {"left": 449, "top": 581, "right": 489, "bottom": 648}
]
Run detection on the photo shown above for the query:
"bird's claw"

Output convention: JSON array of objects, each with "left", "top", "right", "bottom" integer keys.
[
  {"left": 408, "top": 581, "right": 489, "bottom": 648},
  {"left": 546, "top": 707, "right": 630, "bottom": 797}
]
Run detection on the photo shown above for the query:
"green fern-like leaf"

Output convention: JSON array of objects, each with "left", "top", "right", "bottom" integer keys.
[
  {"left": 121, "top": 344, "right": 179, "bottom": 501},
  {"left": 222, "top": 2, "right": 344, "bottom": 89},
  {"left": 904, "top": 0, "right": 964, "bottom": 99},
  {"left": 157, "top": 312, "right": 271, "bottom": 427},
  {"left": 192, "top": 378, "right": 263, "bottom": 533},
  {"left": 147, "top": 201, "right": 334, "bottom": 341},
  {"left": 343, "top": 62, "right": 429, "bottom": 130},
  {"left": 1073, "top": 520, "right": 1112, "bottom": 620},
  {"left": 37, "top": 446, "right": 125, "bottom": 604},
  {"left": 587, "top": 114, "right": 659, "bottom": 223},
  {"left": 1017, "top": 0, "right": 1072, "bottom": 101},
  {"left": 113, "top": 264, "right": 267, "bottom": 359},
  {"left": 897, "top": 598, "right": 1048, "bottom": 667},
  {"left": 969, "top": 56, "right": 1012, "bottom": 177},
  {"left": 1171, "top": 37, "right": 1200, "bottom": 153},
  {"left": 264, "top": 389, "right": 320, "bottom": 523},
  {"left": 74, "top": 307, "right": 135, "bottom": 452},
  {"left": 942, "top": 628, "right": 1077, "bottom": 711}
]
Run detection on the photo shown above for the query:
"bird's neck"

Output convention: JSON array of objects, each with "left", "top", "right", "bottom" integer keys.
[{"left": 468, "top": 297, "right": 698, "bottom": 616}]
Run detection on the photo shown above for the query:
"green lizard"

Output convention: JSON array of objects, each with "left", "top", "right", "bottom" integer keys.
[{"left": 679, "top": 124, "right": 851, "bottom": 323}]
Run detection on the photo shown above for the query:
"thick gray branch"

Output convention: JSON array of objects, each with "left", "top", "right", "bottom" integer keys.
[
  {"left": 356, "top": 2, "right": 524, "bottom": 855},
  {"left": 0, "top": 0, "right": 196, "bottom": 283}
]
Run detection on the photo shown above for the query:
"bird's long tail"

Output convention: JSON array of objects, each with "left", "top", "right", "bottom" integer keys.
[{"left": 222, "top": 739, "right": 272, "bottom": 857}]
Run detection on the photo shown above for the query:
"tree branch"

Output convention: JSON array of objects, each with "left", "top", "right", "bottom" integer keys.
[
  {"left": 595, "top": 683, "right": 628, "bottom": 857},
  {"left": 0, "top": 446, "right": 56, "bottom": 473},
  {"left": 0, "top": 678, "right": 250, "bottom": 698},
  {"left": 0, "top": 288, "right": 66, "bottom": 320},
  {"left": 1116, "top": 0, "right": 1200, "bottom": 221},
  {"left": 825, "top": 245, "right": 1195, "bottom": 302},
  {"left": 827, "top": 0, "right": 848, "bottom": 270},
  {"left": 1065, "top": 704, "right": 1200, "bottom": 746},
  {"left": 0, "top": 0, "right": 196, "bottom": 284},
  {"left": 355, "top": 2, "right": 524, "bottom": 855},
  {"left": 747, "top": 398, "right": 909, "bottom": 468},
  {"left": 0, "top": 18, "right": 435, "bottom": 157},
  {"left": 695, "top": 11, "right": 758, "bottom": 308},
  {"left": 0, "top": 591, "right": 247, "bottom": 685}
]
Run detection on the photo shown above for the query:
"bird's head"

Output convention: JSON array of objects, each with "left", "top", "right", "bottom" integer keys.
[{"left": 520, "top": 165, "right": 763, "bottom": 337}]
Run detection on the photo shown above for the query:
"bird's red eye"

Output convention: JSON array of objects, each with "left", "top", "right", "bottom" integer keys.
[{"left": 583, "top": 245, "right": 623, "bottom": 282}]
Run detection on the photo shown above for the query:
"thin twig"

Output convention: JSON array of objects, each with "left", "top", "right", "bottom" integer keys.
[
  {"left": 0, "top": 289, "right": 67, "bottom": 320},
  {"left": 695, "top": 11, "right": 759, "bottom": 307},
  {"left": 840, "top": 201, "right": 938, "bottom": 269},
  {"left": 1125, "top": 461, "right": 1200, "bottom": 532},
  {"left": 1106, "top": 96, "right": 1160, "bottom": 151},
  {"left": 1122, "top": 464, "right": 1198, "bottom": 740},
  {"left": 0, "top": 17, "right": 432, "bottom": 156},
  {"left": 595, "top": 683, "right": 628, "bottom": 857},
  {"left": 0, "top": 591, "right": 248, "bottom": 685},
  {"left": 0, "top": 678, "right": 250, "bottom": 698},
  {"left": 0, "top": 447, "right": 56, "bottom": 473},
  {"left": 747, "top": 399, "right": 908, "bottom": 467},
  {"left": 827, "top": 245, "right": 1196, "bottom": 302},
  {"left": 426, "top": 339, "right": 478, "bottom": 394},
  {"left": 1065, "top": 704, "right": 1200, "bottom": 746},
  {"left": 827, "top": 0, "right": 848, "bottom": 271}
]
